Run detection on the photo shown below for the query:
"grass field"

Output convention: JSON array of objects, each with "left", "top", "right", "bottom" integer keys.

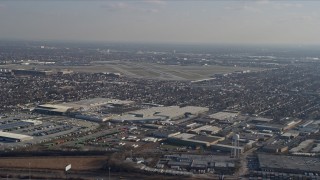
[{"left": 0, "top": 62, "right": 263, "bottom": 80}]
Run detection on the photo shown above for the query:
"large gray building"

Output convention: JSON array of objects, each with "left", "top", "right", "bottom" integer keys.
[{"left": 258, "top": 154, "right": 320, "bottom": 174}]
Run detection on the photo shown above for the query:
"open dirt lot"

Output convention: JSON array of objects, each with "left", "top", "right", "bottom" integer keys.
[{"left": 0, "top": 156, "right": 108, "bottom": 170}]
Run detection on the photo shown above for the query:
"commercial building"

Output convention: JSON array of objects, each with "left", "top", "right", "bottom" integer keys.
[
  {"left": 208, "top": 111, "right": 239, "bottom": 123},
  {"left": 189, "top": 125, "right": 222, "bottom": 135},
  {"left": 34, "top": 104, "right": 73, "bottom": 115},
  {"left": 0, "top": 131, "right": 33, "bottom": 142},
  {"left": 34, "top": 98, "right": 134, "bottom": 116},
  {"left": 64, "top": 98, "right": 134, "bottom": 110},
  {"left": 111, "top": 106, "right": 209, "bottom": 123}
]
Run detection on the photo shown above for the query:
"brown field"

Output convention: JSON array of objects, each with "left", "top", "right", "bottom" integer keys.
[{"left": 0, "top": 156, "right": 108, "bottom": 170}]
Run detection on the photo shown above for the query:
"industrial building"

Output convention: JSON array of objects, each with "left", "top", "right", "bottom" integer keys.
[
  {"left": 64, "top": 98, "right": 134, "bottom": 110},
  {"left": 0, "top": 131, "right": 33, "bottom": 142},
  {"left": 253, "top": 119, "right": 301, "bottom": 133},
  {"left": 258, "top": 154, "right": 320, "bottom": 174},
  {"left": 34, "top": 104, "right": 73, "bottom": 115},
  {"left": 194, "top": 118, "right": 215, "bottom": 124},
  {"left": 289, "top": 139, "right": 314, "bottom": 153},
  {"left": 298, "top": 122, "right": 319, "bottom": 135},
  {"left": 208, "top": 111, "right": 238, "bottom": 122},
  {"left": 262, "top": 143, "right": 288, "bottom": 153},
  {"left": 152, "top": 130, "right": 181, "bottom": 138},
  {"left": 254, "top": 124, "right": 284, "bottom": 132},
  {"left": 111, "top": 106, "right": 209, "bottom": 123},
  {"left": 282, "top": 119, "right": 301, "bottom": 131},
  {"left": 34, "top": 98, "right": 134, "bottom": 117},
  {"left": 311, "top": 142, "right": 320, "bottom": 153},
  {"left": 281, "top": 131, "right": 299, "bottom": 139},
  {"left": 142, "top": 124, "right": 163, "bottom": 129},
  {"left": 168, "top": 133, "right": 224, "bottom": 147},
  {"left": 299, "top": 120, "right": 314, "bottom": 128},
  {"left": 189, "top": 125, "right": 222, "bottom": 135},
  {"left": 162, "top": 154, "right": 236, "bottom": 173},
  {"left": 211, "top": 144, "right": 244, "bottom": 154}
]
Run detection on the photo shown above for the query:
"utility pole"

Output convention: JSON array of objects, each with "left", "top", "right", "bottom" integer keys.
[
  {"left": 29, "top": 162, "right": 31, "bottom": 180},
  {"left": 108, "top": 167, "right": 111, "bottom": 180}
]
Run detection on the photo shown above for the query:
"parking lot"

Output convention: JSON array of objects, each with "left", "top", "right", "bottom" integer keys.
[{"left": 0, "top": 113, "right": 99, "bottom": 151}]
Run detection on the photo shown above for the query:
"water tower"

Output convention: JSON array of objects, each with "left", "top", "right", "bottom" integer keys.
[{"left": 231, "top": 134, "right": 240, "bottom": 158}]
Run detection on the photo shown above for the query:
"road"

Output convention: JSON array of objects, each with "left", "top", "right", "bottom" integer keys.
[{"left": 235, "top": 147, "right": 258, "bottom": 178}]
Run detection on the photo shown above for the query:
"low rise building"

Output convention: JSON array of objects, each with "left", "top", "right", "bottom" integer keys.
[
  {"left": 208, "top": 111, "right": 239, "bottom": 123},
  {"left": 34, "top": 104, "right": 73, "bottom": 115},
  {"left": 189, "top": 125, "right": 222, "bottom": 135},
  {"left": 211, "top": 144, "right": 244, "bottom": 154},
  {"left": 281, "top": 131, "right": 299, "bottom": 139},
  {"left": 289, "top": 139, "right": 314, "bottom": 153},
  {"left": 262, "top": 144, "right": 288, "bottom": 153},
  {"left": 0, "top": 131, "right": 33, "bottom": 142},
  {"left": 258, "top": 154, "right": 320, "bottom": 174},
  {"left": 168, "top": 133, "right": 224, "bottom": 147},
  {"left": 112, "top": 106, "right": 209, "bottom": 123},
  {"left": 152, "top": 130, "right": 180, "bottom": 138}
]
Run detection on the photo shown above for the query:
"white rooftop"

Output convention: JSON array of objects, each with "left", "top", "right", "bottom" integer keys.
[
  {"left": 112, "top": 106, "right": 208, "bottom": 122},
  {"left": 209, "top": 111, "right": 238, "bottom": 121},
  {"left": 0, "top": 131, "right": 33, "bottom": 141},
  {"left": 190, "top": 125, "right": 222, "bottom": 134},
  {"left": 37, "top": 104, "right": 72, "bottom": 113}
]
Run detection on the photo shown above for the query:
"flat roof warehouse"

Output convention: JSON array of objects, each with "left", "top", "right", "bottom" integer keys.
[
  {"left": 0, "top": 131, "right": 33, "bottom": 142},
  {"left": 34, "top": 98, "right": 134, "bottom": 115},
  {"left": 111, "top": 106, "right": 209, "bottom": 123},
  {"left": 258, "top": 154, "right": 320, "bottom": 174}
]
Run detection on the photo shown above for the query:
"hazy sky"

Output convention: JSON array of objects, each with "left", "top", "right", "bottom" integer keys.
[{"left": 0, "top": 0, "right": 319, "bottom": 45}]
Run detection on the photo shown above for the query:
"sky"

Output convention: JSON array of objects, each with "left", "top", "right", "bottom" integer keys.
[{"left": 0, "top": 0, "right": 319, "bottom": 45}]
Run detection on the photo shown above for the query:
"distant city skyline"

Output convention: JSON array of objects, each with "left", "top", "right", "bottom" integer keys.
[{"left": 0, "top": 0, "right": 319, "bottom": 45}]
